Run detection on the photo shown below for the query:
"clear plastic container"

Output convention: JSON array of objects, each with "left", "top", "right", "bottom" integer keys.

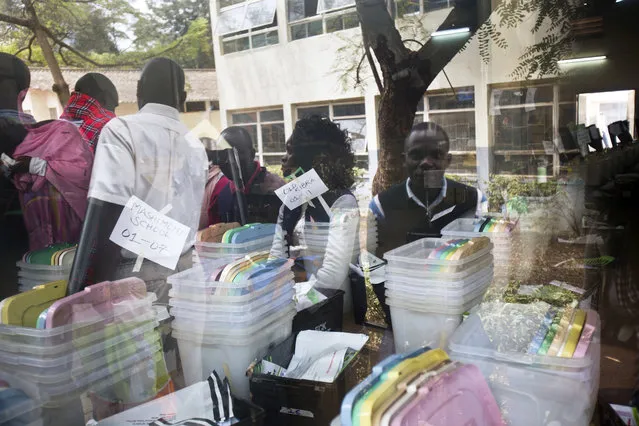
[
  {"left": 194, "top": 236, "right": 275, "bottom": 257},
  {"left": 169, "top": 273, "right": 293, "bottom": 304},
  {"left": 383, "top": 238, "right": 493, "bottom": 274},
  {"left": 0, "top": 294, "right": 156, "bottom": 353},
  {"left": 385, "top": 267, "right": 493, "bottom": 303},
  {"left": 169, "top": 291, "right": 294, "bottom": 325},
  {"left": 172, "top": 301, "right": 295, "bottom": 334},
  {"left": 388, "top": 302, "right": 462, "bottom": 353},
  {"left": 448, "top": 309, "right": 601, "bottom": 426},
  {"left": 173, "top": 307, "right": 295, "bottom": 399},
  {"left": 0, "top": 371, "right": 42, "bottom": 425},
  {"left": 385, "top": 255, "right": 493, "bottom": 282},
  {"left": 0, "top": 318, "right": 158, "bottom": 374},
  {"left": 441, "top": 218, "right": 517, "bottom": 242},
  {"left": 16, "top": 261, "right": 71, "bottom": 273},
  {"left": 167, "top": 259, "right": 293, "bottom": 297},
  {"left": 18, "top": 268, "right": 70, "bottom": 281},
  {"left": 386, "top": 288, "right": 486, "bottom": 316},
  {"left": 448, "top": 308, "right": 600, "bottom": 381}
]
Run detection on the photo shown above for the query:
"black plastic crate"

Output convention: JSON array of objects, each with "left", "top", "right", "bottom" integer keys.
[
  {"left": 232, "top": 397, "right": 266, "bottom": 426},
  {"left": 249, "top": 333, "right": 359, "bottom": 426},
  {"left": 292, "top": 288, "right": 344, "bottom": 334}
]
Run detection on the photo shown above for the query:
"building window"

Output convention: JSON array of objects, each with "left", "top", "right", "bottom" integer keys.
[
  {"left": 185, "top": 101, "right": 207, "bottom": 112},
  {"left": 210, "top": 101, "right": 221, "bottom": 111},
  {"left": 49, "top": 107, "right": 58, "bottom": 119},
  {"left": 297, "top": 101, "right": 367, "bottom": 154},
  {"left": 393, "top": 0, "right": 452, "bottom": 17},
  {"left": 490, "top": 85, "right": 555, "bottom": 176},
  {"left": 415, "top": 87, "right": 476, "bottom": 175},
  {"left": 288, "top": 0, "right": 359, "bottom": 41},
  {"left": 230, "top": 108, "right": 285, "bottom": 164},
  {"left": 218, "top": 0, "right": 279, "bottom": 54}
]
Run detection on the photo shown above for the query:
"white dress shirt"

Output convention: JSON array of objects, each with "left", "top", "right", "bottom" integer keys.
[{"left": 89, "top": 103, "right": 208, "bottom": 256}]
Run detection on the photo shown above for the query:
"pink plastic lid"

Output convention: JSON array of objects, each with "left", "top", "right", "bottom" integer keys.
[
  {"left": 573, "top": 310, "right": 596, "bottom": 358},
  {"left": 391, "top": 364, "right": 505, "bottom": 426},
  {"left": 46, "top": 278, "right": 147, "bottom": 328}
]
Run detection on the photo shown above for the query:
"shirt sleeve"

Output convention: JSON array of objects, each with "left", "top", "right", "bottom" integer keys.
[
  {"left": 88, "top": 119, "right": 135, "bottom": 206},
  {"left": 29, "top": 157, "right": 47, "bottom": 176},
  {"left": 476, "top": 188, "right": 487, "bottom": 217},
  {"left": 369, "top": 195, "right": 385, "bottom": 220}
]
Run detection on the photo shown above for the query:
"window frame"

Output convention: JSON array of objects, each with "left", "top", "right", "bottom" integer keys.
[
  {"left": 219, "top": 0, "right": 279, "bottom": 55},
  {"left": 229, "top": 107, "right": 286, "bottom": 164},
  {"left": 489, "top": 83, "right": 566, "bottom": 177},
  {"left": 393, "top": 0, "right": 453, "bottom": 18},
  {"left": 287, "top": 1, "right": 359, "bottom": 41},
  {"left": 296, "top": 101, "right": 368, "bottom": 156},
  {"left": 415, "top": 87, "right": 477, "bottom": 176}
]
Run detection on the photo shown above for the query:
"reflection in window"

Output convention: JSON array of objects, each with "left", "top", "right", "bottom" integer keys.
[
  {"left": 415, "top": 88, "right": 476, "bottom": 175},
  {"left": 297, "top": 102, "right": 367, "bottom": 154},
  {"left": 393, "top": 0, "right": 451, "bottom": 17},
  {"left": 288, "top": 0, "right": 359, "bottom": 41},
  {"left": 219, "top": 0, "right": 278, "bottom": 54},
  {"left": 491, "top": 84, "right": 556, "bottom": 176},
  {"left": 231, "top": 109, "right": 286, "bottom": 162}
]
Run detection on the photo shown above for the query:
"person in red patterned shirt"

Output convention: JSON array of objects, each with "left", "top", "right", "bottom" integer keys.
[{"left": 60, "top": 73, "right": 118, "bottom": 151}]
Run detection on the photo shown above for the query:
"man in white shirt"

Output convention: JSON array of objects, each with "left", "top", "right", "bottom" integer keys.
[{"left": 68, "top": 58, "right": 207, "bottom": 303}]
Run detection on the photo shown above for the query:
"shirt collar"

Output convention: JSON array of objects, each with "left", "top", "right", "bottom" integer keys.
[
  {"left": 139, "top": 103, "right": 181, "bottom": 121},
  {"left": 243, "top": 161, "right": 263, "bottom": 193},
  {"left": 406, "top": 177, "right": 447, "bottom": 211}
]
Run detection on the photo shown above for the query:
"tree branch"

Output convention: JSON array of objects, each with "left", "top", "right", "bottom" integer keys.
[
  {"left": 14, "top": 34, "right": 36, "bottom": 56},
  {"left": 58, "top": 46, "right": 71, "bottom": 66},
  {"left": 365, "top": 45, "right": 384, "bottom": 94},
  {"left": 27, "top": 34, "right": 36, "bottom": 62},
  {"left": 355, "top": 52, "right": 367, "bottom": 87},
  {"left": 42, "top": 25, "right": 183, "bottom": 67},
  {"left": 0, "top": 13, "right": 33, "bottom": 28}
]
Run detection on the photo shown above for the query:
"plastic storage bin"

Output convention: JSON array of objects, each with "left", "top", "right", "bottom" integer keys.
[
  {"left": 249, "top": 333, "right": 361, "bottom": 426},
  {"left": 387, "top": 299, "right": 463, "bottom": 353},
  {"left": 194, "top": 236, "right": 275, "bottom": 259},
  {"left": 383, "top": 238, "right": 493, "bottom": 274},
  {"left": 448, "top": 308, "right": 601, "bottom": 426},
  {"left": 172, "top": 307, "right": 295, "bottom": 399}
]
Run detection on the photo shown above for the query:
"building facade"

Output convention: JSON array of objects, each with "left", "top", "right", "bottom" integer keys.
[{"left": 210, "top": 0, "right": 636, "bottom": 189}]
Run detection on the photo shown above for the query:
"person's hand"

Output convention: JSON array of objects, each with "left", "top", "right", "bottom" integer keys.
[{"left": 9, "top": 156, "right": 31, "bottom": 175}]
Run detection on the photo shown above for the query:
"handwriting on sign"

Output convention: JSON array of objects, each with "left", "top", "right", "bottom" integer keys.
[
  {"left": 110, "top": 196, "right": 191, "bottom": 270},
  {"left": 275, "top": 169, "right": 329, "bottom": 210}
]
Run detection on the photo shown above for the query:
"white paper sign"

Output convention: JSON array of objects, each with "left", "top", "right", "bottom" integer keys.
[
  {"left": 542, "top": 140, "right": 556, "bottom": 155},
  {"left": 576, "top": 125, "right": 590, "bottom": 157},
  {"left": 110, "top": 196, "right": 191, "bottom": 270},
  {"left": 275, "top": 168, "right": 329, "bottom": 210}
]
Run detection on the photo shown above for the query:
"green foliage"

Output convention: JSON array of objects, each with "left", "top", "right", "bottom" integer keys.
[
  {"left": 471, "top": 0, "right": 579, "bottom": 80},
  {"left": 0, "top": 0, "right": 214, "bottom": 70},
  {"left": 265, "top": 164, "right": 284, "bottom": 178},
  {"left": 486, "top": 175, "right": 558, "bottom": 212}
]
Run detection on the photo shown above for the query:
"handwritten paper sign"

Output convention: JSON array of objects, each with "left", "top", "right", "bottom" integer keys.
[
  {"left": 110, "top": 196, "right": 190, "bottom": 270},
  {"left": 275, "top": 168, "right": 329, "bottom": 210}
]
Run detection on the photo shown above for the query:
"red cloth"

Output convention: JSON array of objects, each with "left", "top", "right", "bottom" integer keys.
[{"left": 60, "top": 92, "right": 115, "bottom": 151}]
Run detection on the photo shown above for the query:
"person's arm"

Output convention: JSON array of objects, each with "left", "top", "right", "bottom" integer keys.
[
  {"left": 67, "top": 198, "right": 123, "bottom": 294},
  {"left": 313, "top": 194, "right": 359, "bottom": 290},
  {"left": 269, "top": 204, "right": 288, "bottom": 259}
]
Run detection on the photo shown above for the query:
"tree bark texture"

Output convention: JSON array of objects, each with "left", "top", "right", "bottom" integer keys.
[{"left": 356, "top": 0, "right": 488, "bottom": 195}]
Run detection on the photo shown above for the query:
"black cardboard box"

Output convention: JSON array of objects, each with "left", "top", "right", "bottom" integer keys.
[{"left": 292, "top": 288, "right": 344, "bottom": 334}]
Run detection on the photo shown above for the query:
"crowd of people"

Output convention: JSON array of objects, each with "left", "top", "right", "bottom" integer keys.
[{"left": 0, "top": 52, "right": 482, "bottom": 322}]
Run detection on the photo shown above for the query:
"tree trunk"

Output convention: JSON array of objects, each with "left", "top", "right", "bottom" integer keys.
[
  {"left": 23, "top": 0, "right": 70, "bottom": 106},
  {"left": 373, "top": 81, "right": 422, "bottom": 195},
  {"left": 356, "top": 0, "right": 488, "bottom": 195}
]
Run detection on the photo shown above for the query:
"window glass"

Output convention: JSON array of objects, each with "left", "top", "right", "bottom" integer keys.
[
  {"left": 424, "top": 0, "right": 451, "bottom": 11},
  {"left": 245, "top": 0, "right": 277, "bottom": 28},
  {"left": 493, "top": 106, "right": 553, "bottom": 151},
  {"left": 396, "top": 0, "right": 420, "bottom": 16},
  {"left": 217, "top": 4, "right": 247, "bottom": 35},
  {"left": 333, "top": 103, "right": 365, "bottom": 117},
  {"left": 185, "top": 101, "right": 206, "bottom": 112},
  {"left": 428, "top": 87, "right": 475, "bottom": 110},
  {"left": 261, "top": 122, "right": 286, "bottom": 152},
  {"left": 317, "top": 0, "right": 355, "bottom": 13},
  {"left": 335, "top": 117, "right": 367, "bottom": 153},
  {"left": 231, "top": 112, "right": 258, "bottom": 123},
  {"left": 260, "top": 109, "right": 285, "bottom": 122},
  {"left": 288, "top": 0, "right": 320, "bottom": 21},
  {"left": 429, "top": 111, "right": 476, "bottom": 151},
  {"left": 298, "top": 105, "right": 330, "bottom": 118},
  {"left": 220, "top": 0, "right": 245, "bottom": 8}
]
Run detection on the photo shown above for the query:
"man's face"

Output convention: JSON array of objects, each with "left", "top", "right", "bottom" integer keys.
[
  {"left": 220, "top": 144, "right": 254, "bottom": 179},
  {"left": 281, "top": 138, "right": 296, "bottom": 178},
  {"left": 404, "top": 130, "right": 451, "bottom": 191}
]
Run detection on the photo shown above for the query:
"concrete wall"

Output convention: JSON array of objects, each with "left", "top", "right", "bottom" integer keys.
[{"left": 21, "top": 91, "right": 222, "bottom": 132}]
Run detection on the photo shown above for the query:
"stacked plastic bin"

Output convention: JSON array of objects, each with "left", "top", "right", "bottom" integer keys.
[
  {"left": 441, "top": 218, "right": 516, "bottom": 285},
  {"left": 193, "top": 236, "right": 275, "bottom": 263},
  {"left": 167, "top": 257, "right": 296, "bottom": 399},
  {"left": 448, "top": 304, "right": 600, "bottom": 426},
  {"left": 383, "top": 238, "right": 494, "bottom": 353},
  {"left": 296, "top": 213, "right": 377, "bottom": 262},
  {"left": 0, "top": 291, "right": 162, "bottom": 425}
]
